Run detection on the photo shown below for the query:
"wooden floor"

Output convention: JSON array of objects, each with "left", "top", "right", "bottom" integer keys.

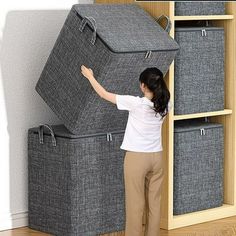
[{"left": 1, "top": 216, "right": 236, "bottom": 236}]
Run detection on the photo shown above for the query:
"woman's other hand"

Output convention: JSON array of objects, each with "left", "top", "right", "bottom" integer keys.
[
  {"left": 81, "top": 65, "right": 94, "bottom": 80},
  {"left": 80, "top": 64, "right": 117, "bottom": 105}
]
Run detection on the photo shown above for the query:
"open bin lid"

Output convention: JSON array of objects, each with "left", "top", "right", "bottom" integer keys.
[{"left": 73, "top": 3, "right": 180, "bottom": 53}]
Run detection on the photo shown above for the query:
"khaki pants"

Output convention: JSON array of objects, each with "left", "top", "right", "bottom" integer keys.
[{"left": 124, "top": 150, "right": 164, "bottom": 236}]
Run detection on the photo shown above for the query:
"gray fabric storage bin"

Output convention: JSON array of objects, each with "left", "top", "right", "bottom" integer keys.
[
  {"left": 28, "top": 124, "right": 126, "bottom": 236},
  {"left": 35, "top": 3, "right": 179, "bottom": 135},
  {"left": 175, "top": 2, "right": 226, "bottom": 16},
  {"left": 174, "top": 27, "right": 224, "bottom": 115},
  {"left": 173, "top": 119, "right": 224, "bottom": 215}
]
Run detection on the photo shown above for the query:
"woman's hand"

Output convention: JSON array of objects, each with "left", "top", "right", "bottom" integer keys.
[
  {"left": 81, "top": 65, "right": 94, "bottom": 80},
  {"left": 80, "top": 64, "right": 117, "bottom": 104}
]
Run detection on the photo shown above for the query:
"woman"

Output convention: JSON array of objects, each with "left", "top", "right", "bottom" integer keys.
[{"left": 81, "top": 65, "right": 172, "bottom": 236}]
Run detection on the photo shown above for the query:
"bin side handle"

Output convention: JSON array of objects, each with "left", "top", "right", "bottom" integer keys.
[
  {"left": 38, "top": 124, "right": 57, "bottom": 147},
  {"left": 155, "top": 15, "right": 172, "bottom": 34},
  {"left": 79, "top": 16, "right": 97, "bottom": 45}
]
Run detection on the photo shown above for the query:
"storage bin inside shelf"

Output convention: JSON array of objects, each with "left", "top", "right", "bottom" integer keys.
[{"left": 173, "top": 118, "right": 224, "bottom": 215}]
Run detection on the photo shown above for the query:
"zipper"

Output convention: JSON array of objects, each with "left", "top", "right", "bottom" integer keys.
[
  {"left": 175, "top": 27, "right": 224, "bottom": 32},
  {"left": 174, "top": 124, "right": 223, "bottom": 133},
  {"left": 33, "top": 130, "right": 125, "bottom": 140}
]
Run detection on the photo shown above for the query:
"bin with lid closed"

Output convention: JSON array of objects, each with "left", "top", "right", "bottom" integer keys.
[
  {"left": 175, "top": 2, "right": 226, "bottom": 16},
  {"left": 174, "top": 26, "right": 224, "bottom": 115},
  {"left": 28, "top": 124, "right": 126, "bottom": 235},
  {"left": 173, "top": 119, "right": 224, "bottom": 215}
]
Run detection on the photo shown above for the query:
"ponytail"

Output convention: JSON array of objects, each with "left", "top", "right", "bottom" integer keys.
[{"left": 139, "top": 67, "right": 170, "bottom": 119}]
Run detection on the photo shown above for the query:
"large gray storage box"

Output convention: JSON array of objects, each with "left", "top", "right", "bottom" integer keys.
[
  {"left": 175, "top": 2, "right": 226, "bottom": 16},
  {"left": 28, "top": 124, "right": 126, "bottom": 236},
  {"left": 174, "top": 27, "right": 224, "bottom": 115},
  {"left": 35, "top": 3, "right": 179, "bottom": 135},
  {"left": 173, "top": 119, "right": 224, "bottom": 215}
]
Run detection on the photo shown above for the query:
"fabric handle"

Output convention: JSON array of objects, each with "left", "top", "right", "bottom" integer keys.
[
  {"left": 38, "top": 124, "right": 57, "bottom": 147},
  {"left": 79, "top": 16, "right": 97, "bottom": 45},
  {"left": 155, "top": 15, "right": 172, "bottom": 34}
]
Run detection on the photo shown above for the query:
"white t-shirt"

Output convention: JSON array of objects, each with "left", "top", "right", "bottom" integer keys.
[{"left": 116, "top": 95, "right": 172, "bottom": 152}]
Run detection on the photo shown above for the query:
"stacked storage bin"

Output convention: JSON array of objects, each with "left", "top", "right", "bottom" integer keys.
[
  {"left": 173, "top": 119, "right": 224, "bottom": 215},
  {"left": 175, "top": 2, "right": 226, "bottom": 16},
  {"left": 174, "top": 26, "right": 225, "bottom": 115},
  {"left": 28, "top": 3, "right": 179, "bottom": 235},
  {"left": 35, "top": 3, "right": 179, "bottom": 134},
  {"left": 28, "top": 124, "right": 126, "bottom": 235},
  {"left": 173, "top": 2, "right": 225, "bottom": 215}
]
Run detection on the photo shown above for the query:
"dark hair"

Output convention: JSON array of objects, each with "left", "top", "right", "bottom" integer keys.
[{"left": 139, "top": 67, "right": 170, "bottom": 119}]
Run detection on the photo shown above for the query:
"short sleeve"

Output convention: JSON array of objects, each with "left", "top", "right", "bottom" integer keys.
[{"left": 116, "top": 95, "right": 141, "bottom": 111}]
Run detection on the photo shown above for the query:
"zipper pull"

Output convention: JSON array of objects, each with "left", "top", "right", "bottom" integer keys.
[
  {"left": 145, "top": 50, "right": 152, "bottom": 58},
  {"left": 109, "top": 133, "right": 113, "bottom": 141},
  {"left": 203, "top": 128, "right": 206, "bottom": 135},
  {"left": 148, "top": 50, "right": 152, "bottom": 58},
  {"left": 200, "top": 128, "right": 206, "bottom": 135},
  {"left": 106, "top": 133, "right": 110, "bottom": 141},
  {"left": 201, "top": 29, "right": 207, "bottom": 37},
  {"left": 106, "top": 133, "right": 113, "bottom": 141}
]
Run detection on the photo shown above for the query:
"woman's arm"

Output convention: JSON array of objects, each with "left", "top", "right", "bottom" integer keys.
[{"left": 81, "top": 65, "right": 116, "bottom": 104}]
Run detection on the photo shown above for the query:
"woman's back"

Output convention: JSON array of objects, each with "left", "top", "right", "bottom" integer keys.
[{"left": 116, "top": 95, "right": 172, "bottom": 152}]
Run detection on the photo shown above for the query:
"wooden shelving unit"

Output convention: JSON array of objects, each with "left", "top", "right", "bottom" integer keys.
[
  {"left": 174, "top": 14, "right": 234, "bottom": 21},
  {"left": 95, "top": 0, "right": 236, "bottom": 233}
]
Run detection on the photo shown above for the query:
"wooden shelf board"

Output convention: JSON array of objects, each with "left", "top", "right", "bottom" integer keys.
[
  {"left": 174, "top": 15, "right": 234, "bottom": 21},
  {"left": 170, "top": 204, "right": 236, "bottom": 229},
  {"left": 174, "top": 109, "right": 232, "bottom": 121}
]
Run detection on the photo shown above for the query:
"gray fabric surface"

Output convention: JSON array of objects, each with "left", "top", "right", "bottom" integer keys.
[
  {"left": 175, "top": 2, "right": 225, "bottom": 16},
  {"left": 174, "top": 27, "right": 224, "bottom": 115},
  {"left": 75, "top": 3, "right": 179, "bottom": 53},
  {"left": 28, "top": 124, "right": 126, "bottom": 236},
  {"left": 35, "top": 3, "right": 179, "bottom": 135},
  {"left": 173, "top": 119, "right": 224, "bottom": 215}
]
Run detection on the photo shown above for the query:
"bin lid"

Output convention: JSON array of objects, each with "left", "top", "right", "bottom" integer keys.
[
  {"left": 73, "top": 3, "right": 180, "bottom": 53},
  {"left": 174, "top": 120, "right": 223, "bottom": 133},
  {"left": 29, "top": 124, "right": 124, "bottom": 139}
]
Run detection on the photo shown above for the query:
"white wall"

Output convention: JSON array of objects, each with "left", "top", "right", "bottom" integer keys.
[{"left": 0, "top": 0, "right": 93, "bottom": 231}]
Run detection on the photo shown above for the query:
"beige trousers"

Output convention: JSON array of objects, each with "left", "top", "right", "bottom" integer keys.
[{"left": 123, "top": 150, "right": 164, "bottom": 236}]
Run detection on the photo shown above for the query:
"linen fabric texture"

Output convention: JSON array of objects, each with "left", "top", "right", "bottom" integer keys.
[
  {"left": 116, "top": 95, "right": 173, "bottom": 152},
  {"left": 173, "top": 119, "right": 224, "bottom": 215},
  {"left": 174, "top": 27, "right": 225, "bottom": 115},
  {"left": 35, "top": 3, "right": 179, "bottom": 135},
  {"left": 175, "top": 2, "right": 226, "bottom": 16},
  {"left": 28, "top": 125, "right": 126, "bottom": 236}
]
